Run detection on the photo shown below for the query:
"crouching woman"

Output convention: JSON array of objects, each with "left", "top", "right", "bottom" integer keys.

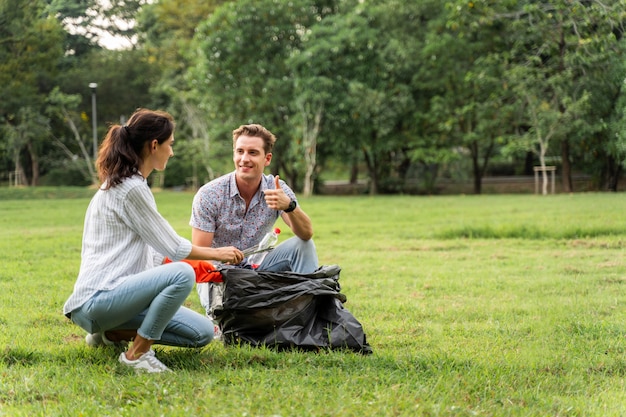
[{"left": 63, "top": 108, "right": 244, "bottom": 373}]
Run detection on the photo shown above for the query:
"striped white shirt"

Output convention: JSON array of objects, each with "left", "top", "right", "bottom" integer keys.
[{"left": 63, "top": 175, "right": 192, "bottom": 315}]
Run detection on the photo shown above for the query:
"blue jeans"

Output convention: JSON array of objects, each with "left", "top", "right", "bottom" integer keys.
[
  {"left": 259, "top": 236, "right": 318, "bottom": 273},
  {"left": 71, "top": 262, "right": 213, "bottom": 347}
]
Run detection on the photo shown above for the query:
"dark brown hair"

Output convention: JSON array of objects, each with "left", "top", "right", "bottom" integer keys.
[
  {"left": 232, "top": 124, "right": 276, "bottom": 154},
  {"left": 97, "top": 108, "right": 175, "bottom": 189}
]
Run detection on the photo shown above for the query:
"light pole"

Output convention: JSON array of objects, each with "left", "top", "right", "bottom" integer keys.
[{"left": 89, "top": 83, "right": 98, "bottom": 160}]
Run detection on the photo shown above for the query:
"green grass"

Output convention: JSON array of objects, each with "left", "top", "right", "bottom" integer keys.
[{"left": 1, "top": 189, "right": 626, "bottom": 416}]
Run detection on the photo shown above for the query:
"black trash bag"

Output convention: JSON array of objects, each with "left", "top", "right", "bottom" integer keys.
[{"left": 215, "top": 265, "right": 373, "bottom": 354}]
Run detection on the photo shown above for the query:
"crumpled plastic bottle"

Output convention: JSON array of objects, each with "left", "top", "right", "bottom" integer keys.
[{"left": 247, "top": 227, "right": 281, "bottom": 269}]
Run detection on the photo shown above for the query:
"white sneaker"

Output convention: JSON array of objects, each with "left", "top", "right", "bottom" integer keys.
[
  {"left": 85, "top": 332, "right": 128, "bottom": 348},
  {"left": 118, "top": 350, "right": 171, "bottom": 373},
  {"left": 85, "top": 332, "right": 106, "bottom": 347}
]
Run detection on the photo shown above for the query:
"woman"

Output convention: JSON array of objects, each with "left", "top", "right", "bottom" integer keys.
[{"left": 63, "top": 108, "right": 244, "bottom": 373}]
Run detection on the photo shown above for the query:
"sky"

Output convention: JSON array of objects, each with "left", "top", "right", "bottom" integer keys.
[
  {"left": 60, "top": 0, "right": 136, "bottom": 51},
  {"left": 98, "top": 32, "right": 134, "bottom": 50}
]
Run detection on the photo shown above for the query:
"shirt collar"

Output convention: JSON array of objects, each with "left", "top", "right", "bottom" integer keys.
[
  {"left": 228, "top": 173, "right": 239, "bottom": 198},
  {"left": 229, "top": 172, "right": 270, "bottom": 197}
]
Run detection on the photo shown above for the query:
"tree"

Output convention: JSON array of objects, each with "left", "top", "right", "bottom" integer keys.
[
  {"left": 46, "top": 87, "right": 98, "bottom": 185},
  {"left": 294, "top": 93, "right": 324, "bottom": 197},
  {"left": 136, "top": 0, "right": 233, "bottom": 186},
  {"left": 0, "top": 0, "right": 65, "bottom": 185},
  {"left": 291, "top": 0, "right": 420, "bottom": 194},
  {"left": 511, "top": 71, "right": 589, "bottom": 195},
  {"left": 603, "top": 66, "right": 626, "bottom": 191},
  {"left": 190, "top": 0, "right": 336, "bottom": 189},
  {"left": 502, "top": 0, "right": 626, "bottom": 192},
  {"left": 1, "top": 107, "right": 51, "bottom": 186},
  {"left": 423, "top": 2, "right": 517, "bottom": 194}
]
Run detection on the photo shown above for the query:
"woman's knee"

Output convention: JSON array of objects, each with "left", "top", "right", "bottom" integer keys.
[{"left": 169, "top": 262, "right": 196, "bottom": 291}]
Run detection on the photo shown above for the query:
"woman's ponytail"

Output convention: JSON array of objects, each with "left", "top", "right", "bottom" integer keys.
[{"left": 96, "top": 109, "right": 174, "bottom": 189}]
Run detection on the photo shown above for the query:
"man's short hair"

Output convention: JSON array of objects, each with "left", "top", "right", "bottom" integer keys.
[{"left": 232, "top": 124, "right": 277, "bottom": 154}]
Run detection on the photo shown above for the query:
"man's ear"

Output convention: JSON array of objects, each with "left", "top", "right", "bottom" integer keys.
[{"left": 265, "top": 152, "right": 272, "bottom": 166}]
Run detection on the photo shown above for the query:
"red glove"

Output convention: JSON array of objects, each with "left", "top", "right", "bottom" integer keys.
[{"left": 163, "top": 258, "right": 223, "bottom": 283}]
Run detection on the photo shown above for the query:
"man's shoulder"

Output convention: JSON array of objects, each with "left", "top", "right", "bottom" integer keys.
[{"left": 194, "top": 173, "right": 234, "bottom": 206}]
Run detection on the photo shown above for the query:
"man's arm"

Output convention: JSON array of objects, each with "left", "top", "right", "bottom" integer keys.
[
  {"left": 281, "top": 207, "right": 313, "bottom": 241},
  {"left": 191, "top": 227, "right": 214, "bottom": 247}
]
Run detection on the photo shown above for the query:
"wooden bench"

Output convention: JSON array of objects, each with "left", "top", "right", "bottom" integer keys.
[{"left": 533, "top": 166, "right": 556, "bottom": 194}]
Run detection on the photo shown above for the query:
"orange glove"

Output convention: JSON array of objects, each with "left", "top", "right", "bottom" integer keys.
[{"left": 163, "top": 258, "right": 223, "bottom": 283}]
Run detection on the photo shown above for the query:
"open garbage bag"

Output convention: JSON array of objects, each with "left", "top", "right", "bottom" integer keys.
[{"left": 215, "top": 265, "right": 373, "bottom": 354}]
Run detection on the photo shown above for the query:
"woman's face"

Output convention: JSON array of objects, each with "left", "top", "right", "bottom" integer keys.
[{"left": 152, "top": 135, "right": 174, "bottom": 171}]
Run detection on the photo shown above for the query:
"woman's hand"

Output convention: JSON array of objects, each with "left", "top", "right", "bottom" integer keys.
[
  {"left": 214, "top": 246, "right": 244, "bottom": 264},
  {"left": 188, "top": 244, "right": 244, "bottom": 264}
]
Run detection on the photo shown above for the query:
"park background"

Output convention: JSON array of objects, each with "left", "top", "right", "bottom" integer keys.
[
  {"left": 2, "top": 0, "right": 626, "bottom": 196},
  {"left": 3, "top": 1, "right": 626, "bottom": 415}
]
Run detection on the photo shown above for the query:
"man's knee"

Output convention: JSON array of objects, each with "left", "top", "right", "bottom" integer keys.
[
  {"left": 293, "top": 237, "right": 316, "bottom": 251},
  {"left": 195, "top": 320, "right": 215, "bottom": 347}
]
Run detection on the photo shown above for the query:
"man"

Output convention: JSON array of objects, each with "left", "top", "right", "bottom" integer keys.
[{"left": 189, "top": 124, "right": 319, "bottom": 328}]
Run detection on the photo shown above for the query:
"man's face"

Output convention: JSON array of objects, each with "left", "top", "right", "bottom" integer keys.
[{"left": 233, "top": 135, "right": 271, "bottom": 181}]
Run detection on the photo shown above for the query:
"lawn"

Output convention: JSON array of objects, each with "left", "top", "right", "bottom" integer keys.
[{"left": 1, "top": 188, "right": 626, "bottom": 416}]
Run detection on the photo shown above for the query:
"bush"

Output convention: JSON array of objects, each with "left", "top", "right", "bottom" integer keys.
[
  {"left": 163, "top": 158, "right": 193, "bottom": 188},
  {"left": 40, "top": 167, "right": 92, "bottom": 186}
]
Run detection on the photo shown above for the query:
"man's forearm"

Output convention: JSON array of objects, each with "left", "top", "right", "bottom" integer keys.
[{"left": 284, "top": 209, "right": 313, "bottom": 240}]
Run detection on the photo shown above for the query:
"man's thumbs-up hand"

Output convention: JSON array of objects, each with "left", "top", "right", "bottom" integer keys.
[{"left": 264, "top": 175, "right": 289, "bottom": 211}]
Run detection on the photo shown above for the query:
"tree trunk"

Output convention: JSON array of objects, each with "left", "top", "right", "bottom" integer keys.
[
  {"left": 606, "top": 155, "right": 621, "bottom": 191},
  {"left": 472, "top": 151, "right": 482, "bottom": 195},
  {"left": 469, "top": 141, "right": 486, "bottom": 195},
  {"left": 60, "top": 109, "right": 98, "bottom": 185},
  {"left": 26, "top": 141, "right": 39, "bottom": 186},
  {"left": 349, "top": 158, "right": 358, "bottom": 184},
  {"left": 560, "top": 139, "right": 573, "bottom": 192},
  {"left": 368, "top": 174, "right": 378, "bottom": 195},
  {"left": 12, "top": 157, "right": 27, "bottom": 186},
  {"left": 302, "top": 141, "right": 316, "bottom": 197},
  {"left": 363, "top": 148, "right": 378, "bottom": 195},
  {"left": 300, "top": 103, "right": 322, "bottom": 197},
  {"left": 469, "top": 139, "right": 495, "bottom": 195},
  {"left": 538, "top": 144, "right": 549, "bottom": 196}
]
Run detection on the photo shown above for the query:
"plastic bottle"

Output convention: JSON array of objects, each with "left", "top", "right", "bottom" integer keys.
[{"left": 247, "top": 227, "right": 281, "bottom": 269}]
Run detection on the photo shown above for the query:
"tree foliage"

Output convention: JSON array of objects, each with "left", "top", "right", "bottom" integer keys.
[
  {"left": 190, "top": 0, "right": 337, "bottom": 187},
  {"left": 0, "top": 0, "right": 65, "bottom": 184},
  {"left": 1, "top": 0, "right": 626, "bottom": 193}
]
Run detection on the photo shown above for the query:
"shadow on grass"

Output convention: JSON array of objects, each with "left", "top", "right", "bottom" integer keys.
[
  {"left": 0, "top": 342, "right": 375, "bottom": 373},
  {"left": 5, "top": 343, "right": 626, "bottom": 384}
]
